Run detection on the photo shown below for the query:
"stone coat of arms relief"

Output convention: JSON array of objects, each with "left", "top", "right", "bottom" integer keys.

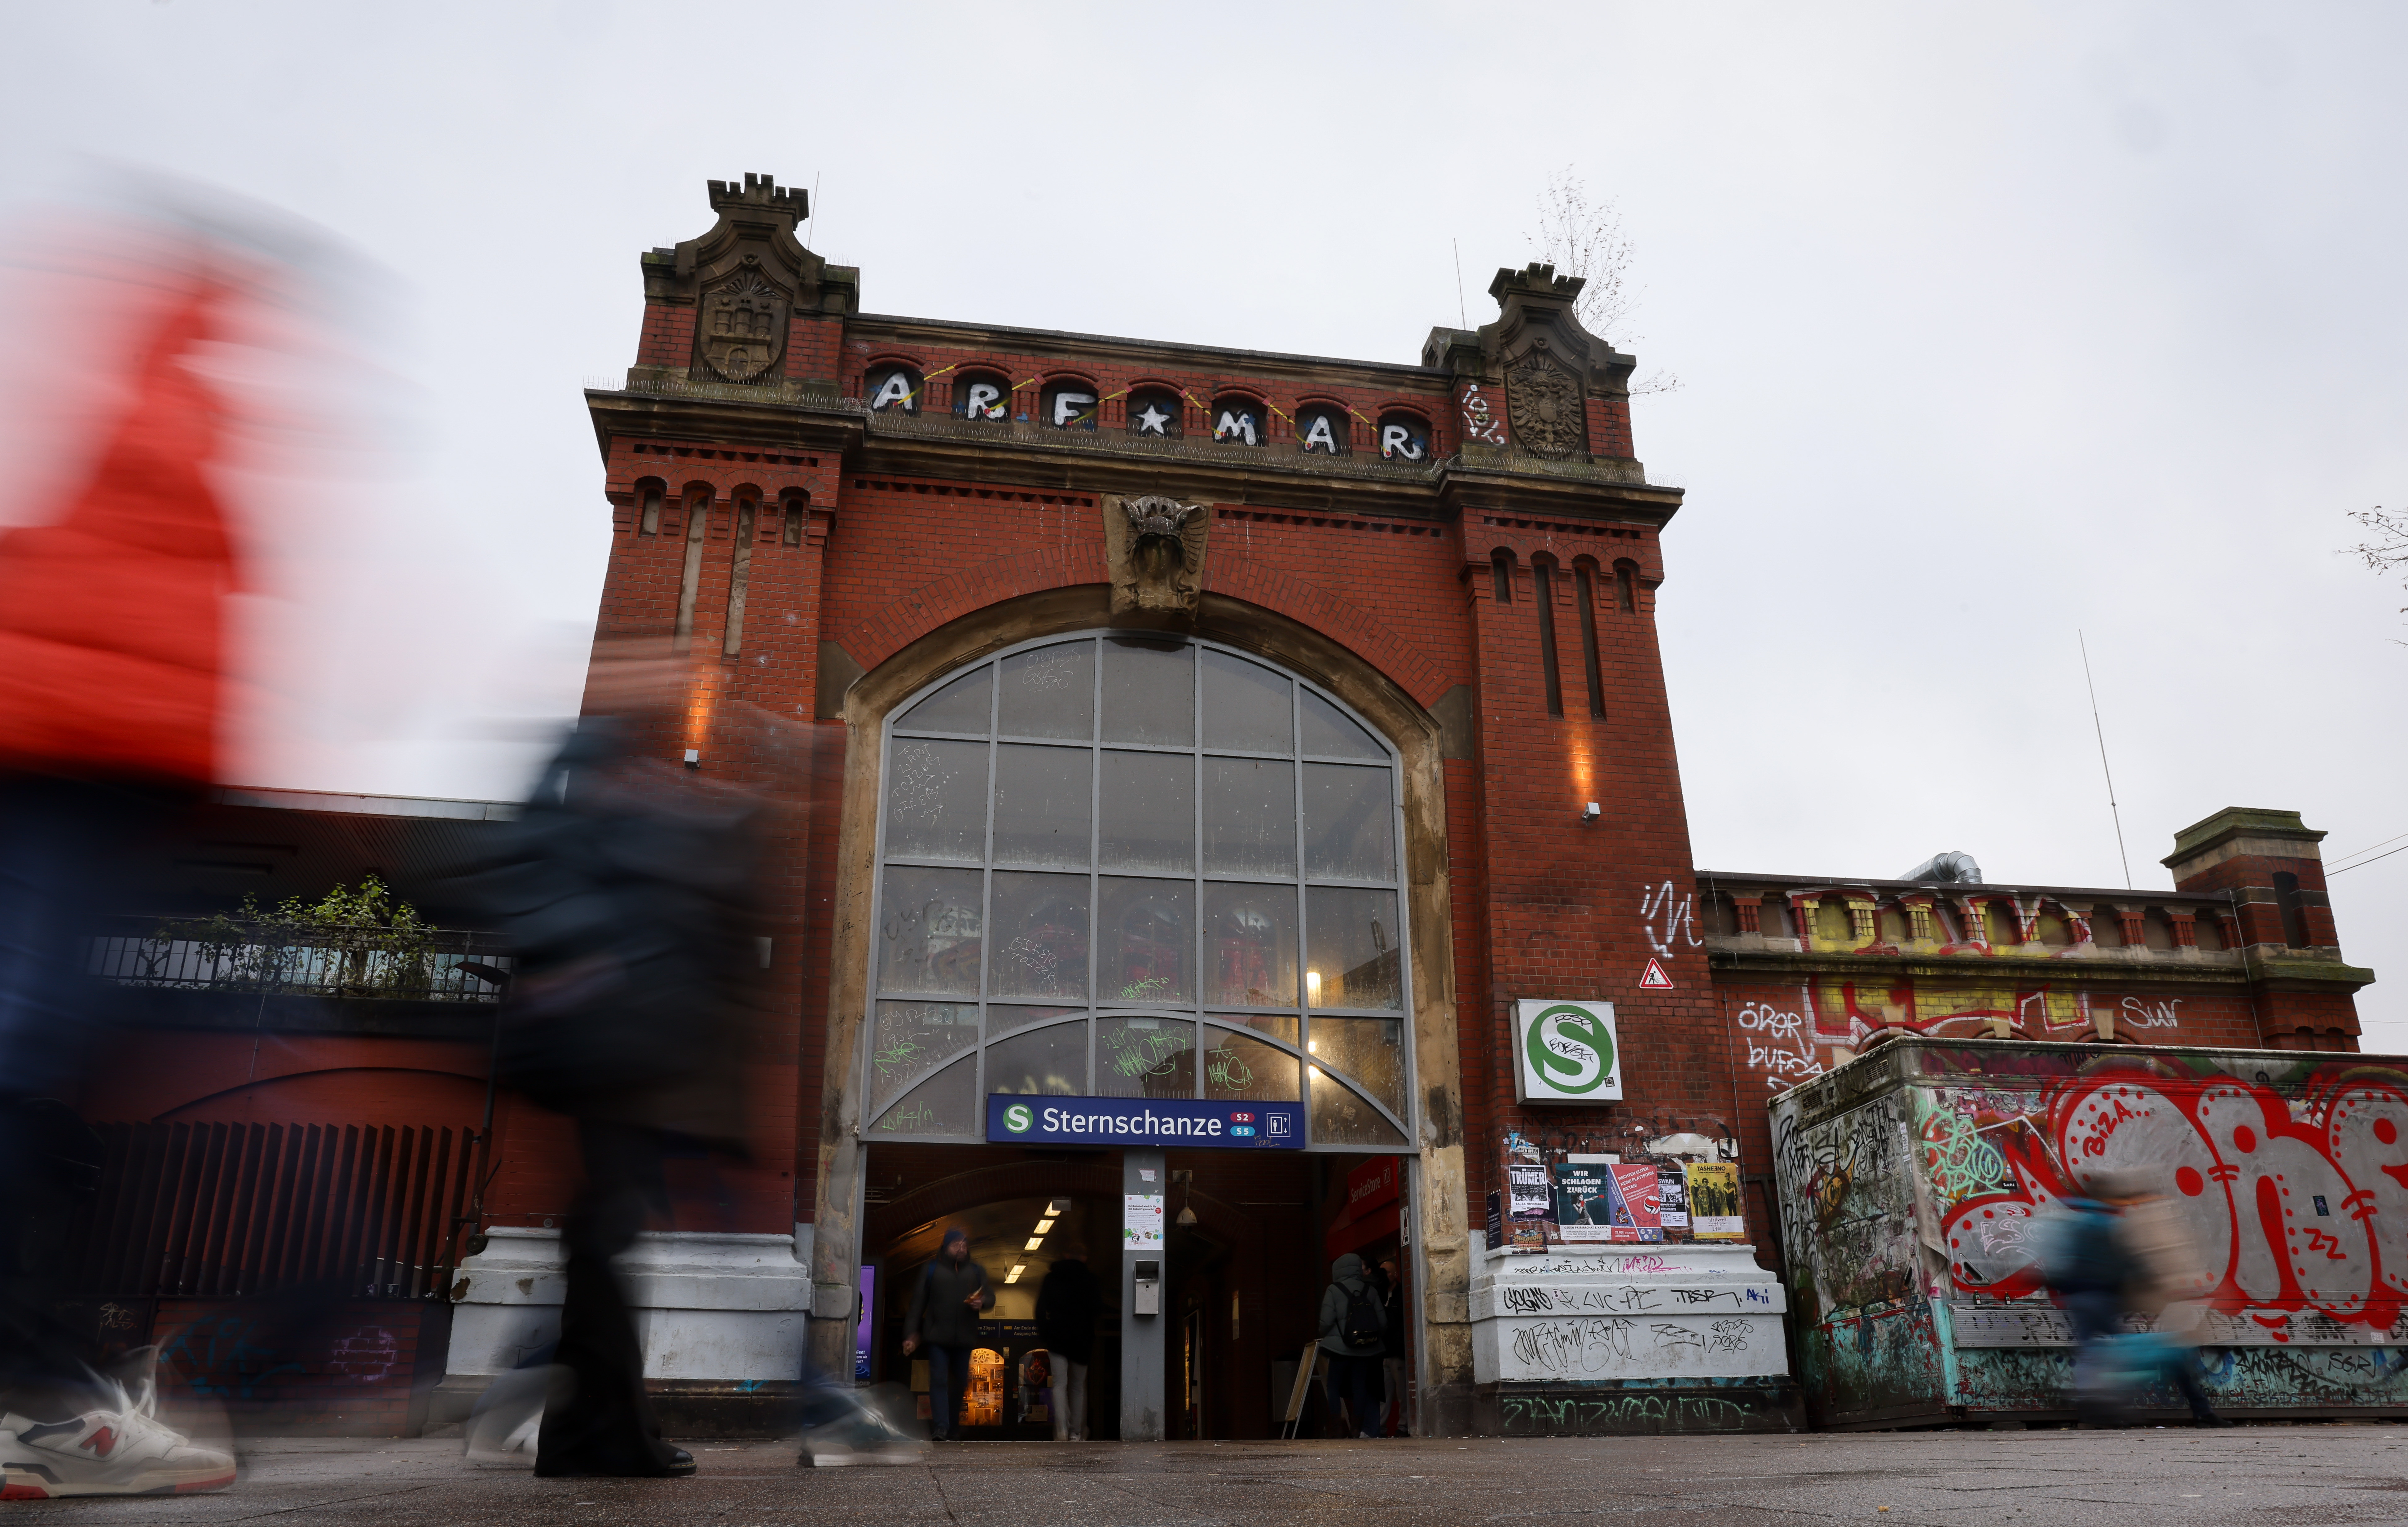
[
  {"left": 697, "top": 261, "right": 790, "bottom": 383},
  {"left": 1504, "top": 343, "right": 1587, "bottom": 459}
]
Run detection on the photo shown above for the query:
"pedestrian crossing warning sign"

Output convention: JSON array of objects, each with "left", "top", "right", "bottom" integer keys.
[{"left": 1639, "top": 958, "right": 1674, "bottom": 989}]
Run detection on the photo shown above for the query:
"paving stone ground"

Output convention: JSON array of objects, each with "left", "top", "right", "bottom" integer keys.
[{"left": 23, "top": 1423, "right": 2408, "bottom": 1525}]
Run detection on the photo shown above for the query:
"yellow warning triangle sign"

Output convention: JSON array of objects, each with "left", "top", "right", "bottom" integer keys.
[{"left": 1639, "top": 958, "right": 1675, "bottom": 989}]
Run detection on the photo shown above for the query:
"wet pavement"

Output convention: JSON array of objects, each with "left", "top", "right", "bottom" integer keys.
[{"left": 21, "top": 1423, "right": 2408, "bottom": 1524}]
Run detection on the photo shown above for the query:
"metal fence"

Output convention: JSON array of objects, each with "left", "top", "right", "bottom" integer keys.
[
  {"left": 73, "top": 1121, "right": 477, "bottom": 1301},
  {"left": 86, "top": 922, "right": 511, "bottom": 1003}
]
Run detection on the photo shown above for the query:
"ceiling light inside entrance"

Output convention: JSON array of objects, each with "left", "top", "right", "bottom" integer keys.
[
  {"left": 1024, "top": 1237, "right": 1044, "bottom": 1251},
  {"left": 1005, "top": 1264, "right": 1025, "bottom": 1284}
]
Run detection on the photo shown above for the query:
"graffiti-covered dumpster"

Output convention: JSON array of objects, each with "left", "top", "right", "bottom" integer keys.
[{"left": 1769, "top": 1036, "right": 2408, "bottom": 1427}]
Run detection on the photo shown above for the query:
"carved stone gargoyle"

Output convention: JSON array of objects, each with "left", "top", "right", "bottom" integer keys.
[{"left": 1102, "top": 493, "right": 1211, "bottom": 616}]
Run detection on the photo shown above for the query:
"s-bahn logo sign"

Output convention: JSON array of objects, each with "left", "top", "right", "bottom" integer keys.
[{"left": 1512, "top": 1000, "right": 1622, "bottom": 1103}]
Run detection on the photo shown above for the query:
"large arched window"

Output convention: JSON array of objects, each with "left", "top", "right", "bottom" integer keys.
[{"left": 866, "top": 633, "right": 1411, "bottom": 1150}]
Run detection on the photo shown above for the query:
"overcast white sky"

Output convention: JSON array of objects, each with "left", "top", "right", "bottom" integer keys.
[{"left": 7, "top": 3, "right": 2405, "bottom": 1039}]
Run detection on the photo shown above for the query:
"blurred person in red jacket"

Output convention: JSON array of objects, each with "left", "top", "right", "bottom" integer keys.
[{"left": 0, "top": 233, "right": 245, "bottom": 1498}]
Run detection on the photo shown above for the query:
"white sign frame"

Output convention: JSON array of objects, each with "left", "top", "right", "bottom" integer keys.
[{"left": 1511, "top": 998, "right": 1623, "bottom": 1104}]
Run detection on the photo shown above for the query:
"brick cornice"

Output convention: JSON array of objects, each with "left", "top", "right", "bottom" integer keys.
[{"left": 836, "top": 545, "right": 1455, "bottom": 712}]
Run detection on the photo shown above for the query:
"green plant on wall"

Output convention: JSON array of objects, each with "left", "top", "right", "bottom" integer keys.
[{"left": 157, "top": 876, "right": 440, "bottom": 998}]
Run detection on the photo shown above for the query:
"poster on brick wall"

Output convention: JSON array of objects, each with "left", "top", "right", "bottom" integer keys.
[
  {"left": 1604, "top": 1163, "right": 1663, "bottom": 1243},
  {"left": 1505, "top": 1163, "right": 1551, "bottom": 1249},
  {"left": 1686, "top": 1162, "right": 1744, "bottom": 1240},
  {"left": 1553, "top": 1159, "right": 1616, "bottom": 1242},
  {"left": 1656, "top": 1168, "right": 1690, "bottom": 1233}
]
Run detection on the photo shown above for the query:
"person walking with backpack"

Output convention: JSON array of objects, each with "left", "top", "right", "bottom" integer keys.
[
  {"left": 1316, "top": 1252, "right": 1386, "bottom": 1438},
  {"left": 902, "top": 1228, "right": 991, "bottom": 1441}
]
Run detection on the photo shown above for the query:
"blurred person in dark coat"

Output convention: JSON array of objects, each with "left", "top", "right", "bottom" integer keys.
[
  {"left": 901, "top": 1228, "right": 991, "bottom": 1441},
  {"left": 473, "top": 643, "right": 763, "bottom": 1479},
  {"left": 1033, "top": 1241, "right": 1102, "bottom": 1441},
  {"left": 0, "top": 251, "right": 242, "bottom": 1498}
]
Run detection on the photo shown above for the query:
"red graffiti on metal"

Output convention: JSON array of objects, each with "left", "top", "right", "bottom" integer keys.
[{"left": 1938, "top": 1068, "right": 2408, "bottom": 1338}]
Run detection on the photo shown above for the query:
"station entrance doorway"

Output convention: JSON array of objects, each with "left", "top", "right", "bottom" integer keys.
[{"left": 857, "top": 1143, "right": 1411, "bottom": 1440}]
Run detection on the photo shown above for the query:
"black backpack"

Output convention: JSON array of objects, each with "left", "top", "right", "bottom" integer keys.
[{"left": 1341, "top": 1282, "right": 1384, "bottom": 1348}]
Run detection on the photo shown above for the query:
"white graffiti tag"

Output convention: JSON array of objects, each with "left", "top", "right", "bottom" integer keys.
[
  {"left": 1460, "top": 383, "right": 1508, "bottom": 446},
  {"left": 1640, "top": 880, "right": 1702, "bottom": 960},
  {"left": 1735, "top": 998, "right": 1824, "bottom": 1092},
  {"left": 2120, "top": 996, "right": 2182, "bottom": 1030}
]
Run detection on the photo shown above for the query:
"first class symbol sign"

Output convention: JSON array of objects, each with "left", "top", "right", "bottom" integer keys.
[
  {"left": 1511, "top": 999, "right": 1623, "bottom": 1104},
  {"left": 987, "top": 1095, "right": 1305, "bottom": 1149}
]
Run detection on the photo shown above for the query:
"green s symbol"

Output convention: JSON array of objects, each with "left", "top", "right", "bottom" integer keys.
[
  {"left": 1003, "top": 1103, "right": 1034, "bottom": 1134},
  {"left": 1526, "top": 1004, "right": 1614, "bottom": 1095}
]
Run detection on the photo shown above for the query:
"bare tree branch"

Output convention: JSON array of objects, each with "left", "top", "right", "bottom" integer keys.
[
  {"left": 2344, "top": 506, "right": 2408, "bottom": 641},
  {"left": 1525, "top": 165, "right": 1680, "bottom": 397}
]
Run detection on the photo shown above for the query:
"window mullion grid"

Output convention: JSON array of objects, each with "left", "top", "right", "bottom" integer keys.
[
  {"left": 1293, "top": 677, "right": 1312, "bottom": 1143},
  {"left": 1191, "top": 648, "right": 1206, "bottom": 1097},
  {"left": 861, "top": 727, "right": 895, "bottom": 1129},
  {"left": 1087, "top": 637, "right": 1103, "bottom": 1097},
  {"left": 975, "top": 664, "right": 999, "bottom": 1114},
  {"left": 1391, "top": 744, "right": 1415, "bottom": 1142},
  {"left": 1088, "top": 638, "right": 1103, "bottom": 1097}
]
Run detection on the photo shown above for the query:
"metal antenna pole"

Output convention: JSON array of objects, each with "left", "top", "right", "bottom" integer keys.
[
  {"left": 810, "top": 174, "right": 822, "bottom": 245},
  {"left": 2079, "top": 629, "right": 2133, "bottom": 889},
  {"left": 1452, "top": 238, "right": 1467, "bottom": 329}
]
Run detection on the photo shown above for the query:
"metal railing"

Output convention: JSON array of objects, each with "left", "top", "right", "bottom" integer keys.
[{"left": 86, "top": 920, "right": 512, "bottom": 1003}]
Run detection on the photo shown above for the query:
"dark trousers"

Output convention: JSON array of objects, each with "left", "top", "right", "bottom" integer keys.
[
  {"left": 925, "top": 1343, "right": 973, "bottom": 1437},
  {"left": 1325, "top": 1352, "right": 1383, "bottom": 1437},
  {"left": 2164, "top": 1347, "right": 2218, "bottom": 1420},
  {"left": 0, "top": 776, "right": 169, "bottom": 1415},
  {"left": 536, "top": 1121, "right": 678, "bottom": 1475},
  {"left": 2062, "top": 1289, "right": 2121, "bottom": 1416}
]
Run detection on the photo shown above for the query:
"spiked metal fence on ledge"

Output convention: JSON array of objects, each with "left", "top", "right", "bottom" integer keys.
[{"left": 73, "top": 1122, "right": 477, "bottom": 1301}]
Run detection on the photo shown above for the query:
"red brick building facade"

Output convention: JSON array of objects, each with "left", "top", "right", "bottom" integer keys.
[
  {"left": 83, "top": 173, "right": 2370, "bottom": 1438},
  {"left": 519, "top": 174, "right": 2374, "bottom": 1434}
]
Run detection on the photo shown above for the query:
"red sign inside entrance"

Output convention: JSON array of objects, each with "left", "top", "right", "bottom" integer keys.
[{"left": 1346, "top": 1154, "right": 1399, "bottom": 1214}]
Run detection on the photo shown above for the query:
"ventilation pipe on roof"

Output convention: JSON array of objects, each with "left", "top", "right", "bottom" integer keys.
[{"left": 1899, "top": 850, "right": 1982, "bottom": 884}]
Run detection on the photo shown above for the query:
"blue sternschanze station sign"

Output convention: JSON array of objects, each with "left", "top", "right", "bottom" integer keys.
[{"left": 985, "top": 1094, "right": 1304, "bottom": 1149}]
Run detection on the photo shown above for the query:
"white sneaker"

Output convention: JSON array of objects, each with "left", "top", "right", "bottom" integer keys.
[{"left": 0, "top": 1406, "right": 235, "bottom": 1498}]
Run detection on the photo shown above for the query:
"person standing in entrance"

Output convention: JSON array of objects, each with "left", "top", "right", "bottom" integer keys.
[
  {"left": 1034, "top": 1239, "right": 1102, "bottom": 1441},
  {"left": 1316, "top": 1252, "right": 1386, "bottom": 1438},
  {"left": 1375, "top": 1257, "right": 1409, "bottom": 1437},
  {"left": 902, "top": 1228, "right": 991, "bottom": 1441}
]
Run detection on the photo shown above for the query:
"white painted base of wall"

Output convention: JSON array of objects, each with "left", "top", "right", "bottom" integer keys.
[
  {"left": 1468, "top": 1242, "right": 1791, "bottom": 1385},
  {"left": 444, "top": 1226, "right": 809, "bottom": 1383}
]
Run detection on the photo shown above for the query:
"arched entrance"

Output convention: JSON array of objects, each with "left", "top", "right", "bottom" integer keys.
[{"left": 811, "top": 589, "right": 1468, "bottom": 1438}]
